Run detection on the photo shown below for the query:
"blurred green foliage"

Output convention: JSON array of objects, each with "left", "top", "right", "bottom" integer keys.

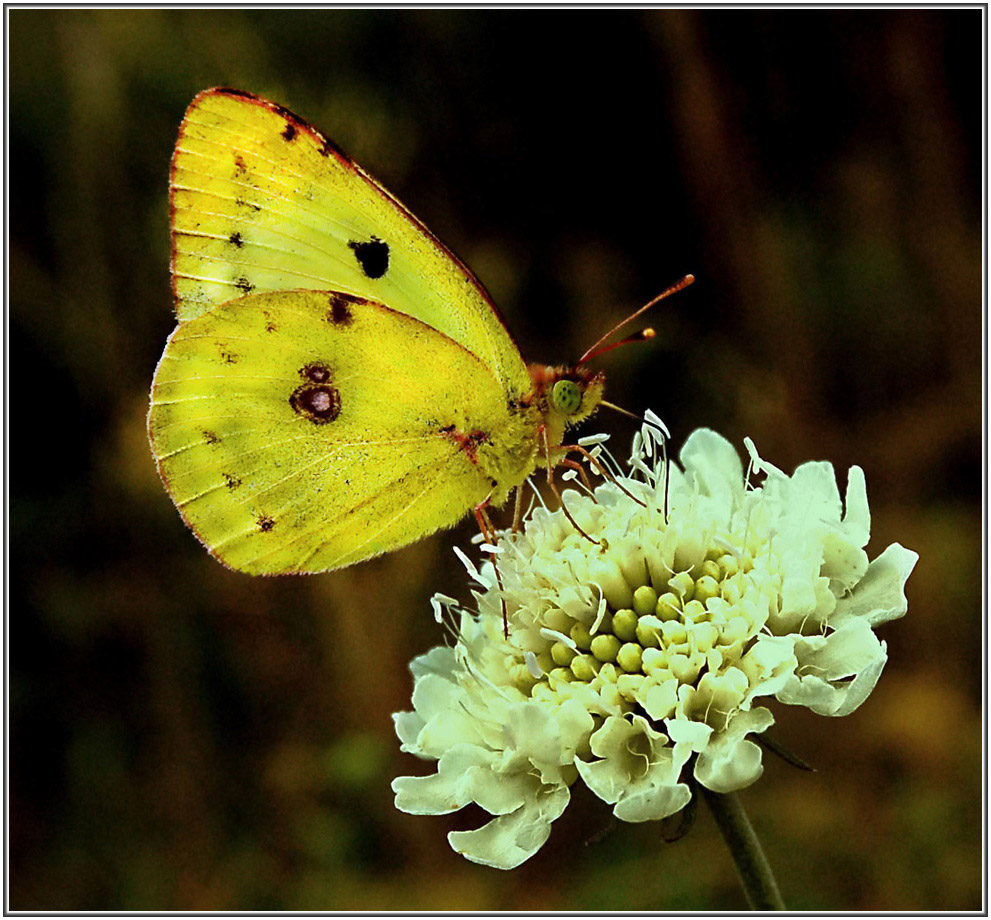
[{"left": 9, "top": 9, "right": 982, "bottom": 910}]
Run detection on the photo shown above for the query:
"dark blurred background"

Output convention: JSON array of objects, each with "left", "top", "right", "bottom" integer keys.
[{"left": 9, "top": 9, "right": 983, "bottom": 910}]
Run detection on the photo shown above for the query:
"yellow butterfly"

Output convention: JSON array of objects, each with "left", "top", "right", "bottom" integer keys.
[{"left": 149, "top": 88, "right": 665, "bottom": 576}]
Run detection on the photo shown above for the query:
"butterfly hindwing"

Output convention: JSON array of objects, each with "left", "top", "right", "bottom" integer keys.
[
  {"left": 149, "top": 289, "right": 538, "bottom": 574},
  {"left": 170, "top": 87, "right": 530, "bottom": 397}
]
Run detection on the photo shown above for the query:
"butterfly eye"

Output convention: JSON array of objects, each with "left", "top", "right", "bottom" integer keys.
[{"left": 552, "top": 379, "right": 582, "bottom": 416}]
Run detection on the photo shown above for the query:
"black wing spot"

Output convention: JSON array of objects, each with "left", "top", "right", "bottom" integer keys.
[
  {"left": 203, "top": 430, "right": 220, "bottom": 445},
  {"left": 235, "top": 198, "right": 261, "bottom": 213},
  {"left": 348, "top": 236, "right": 390, "bottom": 279},
  {"left": 327, "top": 293, "right": 354, "bottom": 326},
  {"left": 234, "top": 277, "right": 254, "bottom": 294},
  {"left": 220, "top": 351, "right": 239, "bottom": 365},
  {"left": 282, "top": 122, "right": 297, "bottom": 142},
  {"left": 257, "top": 516, "right": 276, "bottom": 532},
  {"left": 223, "top": 473, "right": 242, "bottom": 491},
  {"left": 290, "top": 382, "right": 341, "bottom": 424},
  {"left": 229, "top": 232, "right": 244, "bottom": 248}
]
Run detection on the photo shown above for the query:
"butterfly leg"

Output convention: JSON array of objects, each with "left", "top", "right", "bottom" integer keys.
[
  {"left": 473, "top": 500, "right": 497, "bottom": 546},
  {"left": 511, "top": 486, "right": 525, "bottom": 533},
  {"left": 558, "top": 442, "right": 648, "bottom": 509},
  {"left": 540, "top": 426, "right": 599, "bottom": 546},
  {"left": 560, "top": 457, "right": 593, "bottom": 490},
  {"left": 473, "top": 499, "right": 510, "bottom": 638}
]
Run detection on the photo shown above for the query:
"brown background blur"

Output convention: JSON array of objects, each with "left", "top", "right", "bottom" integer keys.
[{"left": 9, "top": 9, "right": 983, "bottom": 911}]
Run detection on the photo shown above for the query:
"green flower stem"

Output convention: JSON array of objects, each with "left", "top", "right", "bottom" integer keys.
[{"left": 702, "top": 788, "right": 785, "bottom": 910}]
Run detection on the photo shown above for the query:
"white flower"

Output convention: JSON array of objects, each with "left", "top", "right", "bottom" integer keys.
[{"left": 392, "top": 423, "right": 918, "bottom": 868}]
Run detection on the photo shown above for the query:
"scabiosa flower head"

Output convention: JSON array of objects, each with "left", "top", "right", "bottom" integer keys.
[{"left": 392, "top": 419, "right": 918, "bottom": 869}]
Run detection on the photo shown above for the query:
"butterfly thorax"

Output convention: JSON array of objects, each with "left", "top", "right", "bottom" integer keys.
[{"left": 527, "top": 363, "right": 605, "bottom": 464}]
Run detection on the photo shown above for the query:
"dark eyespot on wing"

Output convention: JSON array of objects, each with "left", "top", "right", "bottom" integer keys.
[
  {"left": 235, "top": 277, "right": 254, "bottom": 294},
  {"left": 348, "top": 236, "right": 389, "bottom": 279},
  {"left": 203, "top": 430, "right": 220, "bottom": 445},
  {"left": 223, "top": 473, "right": 242, "bottom": 491},
  {"left": 290, "top": 382, "right": 341, "bottom": 424},
  {"left": 257, "top": 515, "right": 276, "bottom": 532},
  {"left": 281, "top": 122, "right": 297, "bottom": 142},
  {"left": 229, "top": 232, "right": 244, "bottom": 248},
  {"left": 300, "top": 362, "right": 331, "bottom": 383},
  {"left": 220, "top": 351, "right": 239, "bottom": 365}
]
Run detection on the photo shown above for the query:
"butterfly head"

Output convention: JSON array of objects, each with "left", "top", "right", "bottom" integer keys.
[{"left": 529, "top": 364, "right": 605, "bottom": 435}]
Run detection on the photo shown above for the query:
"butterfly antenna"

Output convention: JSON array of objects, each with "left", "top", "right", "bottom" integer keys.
[{"left": 578, "top": 274, "right": 695, "bottom": 365}]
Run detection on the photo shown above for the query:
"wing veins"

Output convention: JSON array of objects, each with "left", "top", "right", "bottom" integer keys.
[
  {"left": 163, "top": 429, "right": 440, "bottom": 477},
  {"left": 240, "top": 443, "right": 466, "bottom": 569}
]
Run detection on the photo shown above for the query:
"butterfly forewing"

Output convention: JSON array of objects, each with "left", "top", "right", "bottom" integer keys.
[{"left": 171, "top": 88, "right": 529, "bottom": 398}]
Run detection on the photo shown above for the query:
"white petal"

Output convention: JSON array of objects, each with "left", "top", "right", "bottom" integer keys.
[
  {"left": 800, "top": 619, "right": 883, "bottom": 681},
  {"left": 448, "top": 787, "right": 570, "bottom": 870},
  {"left": 392, "top": 772, "right": 471, "bottom": 816},
  {"left": 437, "top": 743, "right": 495, "bottom": 775},
  {"left": 665, "top": 717, "right": 713, "bottom": 751},
  {"left": 555, "top": 699, "right": 597, "bottom": 762},
  {"left": 466, "top": 768, "right": 536, "bottom": 816},
  {"left": 779, "top": 572, "right": 820, "bottom": 625},
  {"left": 392, "top": 711, "right": 426, "bottom": 752},
  {"left": 417, "top": 709, "right": 485, "bottom": 755},
  {"left": 613, "top": 780, "right": 692, "bottom": 823},
  {"left": 776, "top": 671, "right": 842, "bottom": 714},
  {"left": 410, "top": 672, "right": 462, "bottom": 720},
  {"left": 574, "top": 756, "right": 626, "bottom": 805},
  {"left": 679, "top": 429, "right": 744, "bottom": 508},
  {"left": 829, "top": 641, "right": 888, "bottom": 717},
  {"left": 740, "top": 635, "right": 799, "bottom": 702},
  {"left": 696, "top": 737, "right": 764, "bottom": 793},
  {"left": 830, "top": 543, "right": 919, "bottom": 628},
  {"left": 587, "top": 713, "right": 637, "bottom": 759},
  {"left": 504, "top": 702, "right": 563, "bottom": 764},
  {"left": 789, "top": 460, "right": 842, "bottom": 521},
  {"left": 778, "top": 637, "right": 889, "bottom": 716},
  {"left": 694, "top": 707, "right": 774, "bottom": 793},
  {"left": 819, "top": 531, "right": 869, "bottom": 592},
  {"left": 642, "top": 678, "right": 679, "bottom": 721},
  {"left": 842, "top": 465, "right": 870, "bottom": 543},
  {"left": 409, "top": 646, "right": 458, "bottom": 681}
]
